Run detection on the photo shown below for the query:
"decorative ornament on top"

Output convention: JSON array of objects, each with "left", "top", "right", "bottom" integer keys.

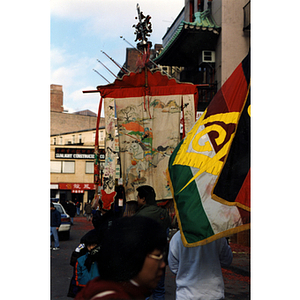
[{"left": 133, "top": 3, "right": 152, "bottom": 51}]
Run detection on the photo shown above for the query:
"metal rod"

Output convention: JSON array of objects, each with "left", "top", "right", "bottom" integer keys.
[
  {"left": 97, "top": 59, "right": 118, "bottom": 78},
  {"left": 101, "top": 50, "right": 129, "bottom": 74},
  {"left": 93, "top": 69, "right": 110, "bottom": 83},
  {"left": 82, "top": 90, "right": 101, "bottom": 93}
]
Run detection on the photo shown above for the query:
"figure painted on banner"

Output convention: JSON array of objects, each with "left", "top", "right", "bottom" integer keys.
[
  {"left": 84, "top": 200, "right": 92, "bottom": 221},
  {"left": 134, "top": 185, "right": 171, "bottom": 300},
  {"left": 103, "top": 175, "right": 115, "bottom": 192},
  {"left": 50, "top": 202, "right": 61, "bottom": 251},
  {"left": 168, "top": 231, "right": 233, "bottom": 300},
  {"left": 75, "top": 216, "right": 167, "bottom": 300},
  {"left": 125, "top": 138, "right": 169, "bottom": 196}
]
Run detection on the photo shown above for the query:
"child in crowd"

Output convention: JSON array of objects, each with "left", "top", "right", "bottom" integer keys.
[{"left": 67, "top": 231, "right": 100, "bottom": 298}]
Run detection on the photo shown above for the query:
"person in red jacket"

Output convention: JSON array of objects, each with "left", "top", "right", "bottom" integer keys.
[{"left": 75, "top": 216, "right": 167, "bottom": 300}]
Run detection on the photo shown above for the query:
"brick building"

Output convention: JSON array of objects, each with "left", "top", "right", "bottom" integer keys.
[{"left": 50, "top": 84, "right": 63, "bottom": 113}]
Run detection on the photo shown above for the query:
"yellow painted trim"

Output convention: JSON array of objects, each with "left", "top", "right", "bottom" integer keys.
[{"left": 182, "top": 224, "right": 251, "bottom": 247}]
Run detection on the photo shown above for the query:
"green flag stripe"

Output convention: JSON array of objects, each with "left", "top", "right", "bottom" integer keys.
[{"left": 169, "top": 143, "right": 214, "bottom": 244}]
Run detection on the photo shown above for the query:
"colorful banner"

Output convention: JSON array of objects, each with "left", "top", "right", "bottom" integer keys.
[
  {"left": 115, "top": 94, "right": 182, "bottom": 201},
  {"left": 97, "top": 69, "right": 198, "bottom": 201}
]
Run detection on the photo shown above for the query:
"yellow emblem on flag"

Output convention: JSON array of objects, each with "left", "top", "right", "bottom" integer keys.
[{"left": 173, "top": 110, "right": 240, "bottom": 193}]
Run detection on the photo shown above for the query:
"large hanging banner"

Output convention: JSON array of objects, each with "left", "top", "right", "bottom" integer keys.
[
  {"left": 101, "top": 98, "right": 117, "bottom": 209},
  {"left": 97, "top": 69, "right": 198, "bottom": 201}
]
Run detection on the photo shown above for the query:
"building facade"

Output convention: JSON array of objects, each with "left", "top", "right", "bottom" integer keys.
[
  {"left": 154, "top": 0, "right": 250, "bottom": 111},
  {"left": 50, "top": 128, "right": 106, "bottom": 206}
]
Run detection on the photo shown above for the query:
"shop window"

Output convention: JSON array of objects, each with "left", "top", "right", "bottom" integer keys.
[{"left": 86, "top": 161, "right": 94, "bottom": 174}]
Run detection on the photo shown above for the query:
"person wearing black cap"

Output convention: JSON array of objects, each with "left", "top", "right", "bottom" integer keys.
[{"left": 75, "top": 216, "right": 167, "bottom": 300}]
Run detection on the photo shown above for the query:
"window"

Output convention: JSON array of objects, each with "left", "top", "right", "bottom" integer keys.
[
  {"left": 50, "top": 161, "right": 61, "bottom": 173},
  {"left": 79, "top": 134, "right": 82, "bottom": 143},
  {"left": 72, "top": 135, "right": 75, "bottom": 144},
  {"left": 53, "top": 138, "right": 56, "bottom": 145},
  {"left": 59, "top": 137, "right": 63, "bottom": 145},
  {"left": 100, "top": 131, "right": 104, "bottom": 141},
  {"left": 86, "top": 161, "right": 94, "bottom": 174},
  {"left": 93, "top": 132, "right": 96, "bottom": 141},
  {"left": 51, "top": 161, "right": 75, "bottom": 173},
  {"left": 62, "top": 161, "right": 75, "bottom": 173}
]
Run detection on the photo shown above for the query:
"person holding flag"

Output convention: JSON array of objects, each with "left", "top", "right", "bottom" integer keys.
[{"left": 168, "top": 230, "right": 232, "bottom": 299}]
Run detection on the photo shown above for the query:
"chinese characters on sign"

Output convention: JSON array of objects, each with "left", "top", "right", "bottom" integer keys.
[{"left": 59, "top": 183, "right": 96, "bottom": 191}]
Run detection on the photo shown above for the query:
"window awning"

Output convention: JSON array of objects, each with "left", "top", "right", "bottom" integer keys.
[{"left": 154, "top": 9, "right": 221, "bottom": 67}]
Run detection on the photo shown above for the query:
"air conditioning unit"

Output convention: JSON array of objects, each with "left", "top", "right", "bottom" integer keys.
[{"left": 202, "top": 50, "right": 215, "bottom": 63}]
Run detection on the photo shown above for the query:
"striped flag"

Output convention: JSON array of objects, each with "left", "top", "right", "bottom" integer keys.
[{"left": 167, "top": 52, "right": 250, "bottom": 247}]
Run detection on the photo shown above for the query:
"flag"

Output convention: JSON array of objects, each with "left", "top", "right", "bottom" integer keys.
[{"left": 167, "top": 52, "right": 250, "bottom": 247}]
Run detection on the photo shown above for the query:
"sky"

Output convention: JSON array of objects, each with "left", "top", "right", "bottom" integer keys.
[{"left": 50, "top": 0, "right": 184, "bottom": 115}]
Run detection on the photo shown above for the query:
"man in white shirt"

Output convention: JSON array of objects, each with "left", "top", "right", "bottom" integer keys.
[{"left": 168, "top": 231, "right": 233, "bottom": 300}]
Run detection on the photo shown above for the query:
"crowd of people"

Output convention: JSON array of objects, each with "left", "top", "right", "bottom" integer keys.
[{"left": 51, "top": 185, "right": 233, "bottom": 300}]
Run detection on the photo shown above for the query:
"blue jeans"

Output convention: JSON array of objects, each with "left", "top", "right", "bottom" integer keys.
[
  {"left": 51, "top": 227, "right": 59, "bottom": 248},
  {"left": 76, "top": 207, "right": 80, "bottom": 215}
]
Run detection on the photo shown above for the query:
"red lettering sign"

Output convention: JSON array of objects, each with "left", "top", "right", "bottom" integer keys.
[{"left": 59, "top": 183, "right": 96, "bottom": 190}]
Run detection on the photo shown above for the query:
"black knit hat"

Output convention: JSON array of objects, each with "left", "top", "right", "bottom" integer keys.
[
  {"left": 97, "top": 216, "right": 167, "bottom": 281},
  {"left": 136, "top": 185, "right": 156, "bottom": 205}
]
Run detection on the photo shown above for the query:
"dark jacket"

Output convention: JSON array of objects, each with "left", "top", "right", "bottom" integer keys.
[
  {"left": 67, "top": 202, "right": 76, "bottom": 217},
  {"left": 85, "top": 203, "right": 92, "bottom": 214},
  {"left": 51, "top": 209, "right": 61, "bottom": 227},
  {"left": 135, "top": 204, "right": 171, "bottom": 233}
]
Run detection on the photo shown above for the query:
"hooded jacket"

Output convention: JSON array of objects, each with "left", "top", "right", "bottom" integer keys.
[{"left": 75, "top": 252, "right": 100, "bottom": 287}]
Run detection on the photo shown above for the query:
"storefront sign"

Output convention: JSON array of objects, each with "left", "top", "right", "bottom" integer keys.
[
  {"left": 55, "top": 148, "right": 105, "bottom": 160},
  {"left": 59, "top": 183, "right": 96, "bottom": 190}
]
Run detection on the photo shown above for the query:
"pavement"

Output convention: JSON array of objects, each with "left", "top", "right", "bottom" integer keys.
[{"left": 222, "top": 243, "right": 250, "bottom": 299}]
